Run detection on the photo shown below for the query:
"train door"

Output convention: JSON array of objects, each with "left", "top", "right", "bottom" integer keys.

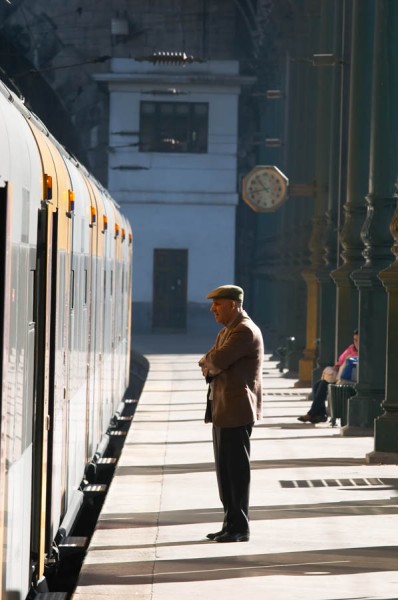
[
  {"left": 31, "top": 201, "right": 68, "bottom": 582},
  {"left": 85, "top": 190, "right": 99, "bottom": 459},
  {"left": 30, "top": 201, "right": 53, "bottom": 585},
  {"left": 152, "top": 248, "right": 188, "bottom": 331},
  {"left": 26, "top": 120, "right": 73, "bottom": 587},
  {"left": 44, "top": 210, "right": 59, "bottom": 549},
  {"left": 88, "top": 216, "right": 98, "bottom": 458}
]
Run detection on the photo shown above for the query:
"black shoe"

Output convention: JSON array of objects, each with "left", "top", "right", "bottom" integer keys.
[
  {"left": 214, "top": 531, "right": 250, "bottom": 543},
  {"left": 206, "top": 530, "right": 225, "bottom": 540},
  {"left": 310, "top": 415, "right": 328, "bottom": 423},
  {"left": 297, "top": 414, "right": 311, "bottom": 422}
]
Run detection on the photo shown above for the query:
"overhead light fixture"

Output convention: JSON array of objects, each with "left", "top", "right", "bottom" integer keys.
[
  {"left": 135, "top": 51, "right": 205, "bottom": 65},
  {"left": 141, "top": 88, "right": 189, "bottom": 96},
  {"left": 162, "top": 138, "right": 182, "bottom": 147}
]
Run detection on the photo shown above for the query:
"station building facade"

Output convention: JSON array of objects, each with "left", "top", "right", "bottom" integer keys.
[{"left": 95, "top": 59, "right": 253, "bottom": 333}]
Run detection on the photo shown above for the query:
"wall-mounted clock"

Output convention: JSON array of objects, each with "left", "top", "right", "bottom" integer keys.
[{"left": 242, "top": 165, "right": 289, "bottom": 212}]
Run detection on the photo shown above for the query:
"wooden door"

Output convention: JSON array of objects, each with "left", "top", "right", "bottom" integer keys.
[{"left": 152, "top": 249, "right": 187, "bottom": 331}]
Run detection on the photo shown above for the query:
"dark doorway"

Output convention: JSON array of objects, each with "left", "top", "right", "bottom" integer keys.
[{"left": 152, "top": 249, "right": 188, "bottom": 331}]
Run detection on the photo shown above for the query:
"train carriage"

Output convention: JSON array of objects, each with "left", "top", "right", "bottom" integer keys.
[
  {"left": 0, "top": 79, "right": 43, "bottom": 598},
  {"left": 0, "top": 80, "right": 132, "bottom": 599},
  {"left": 63, "top": 158, "right": 92, "bottom": 504}
]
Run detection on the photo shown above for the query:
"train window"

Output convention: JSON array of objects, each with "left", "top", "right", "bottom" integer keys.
[
  {"left": 21, "top": 188, "right": 29, "bottom": 243},
  {"left": 81, "top": 219, "right": 85, "bottom": 253},
  {"left": 29, "top": 269, "right": 36, "bottom": 324},
  {"left": 84, "top": 268, "right": 88, "bottom": 305},
  {"left": 58, "top": 255, "right": 66, "bottom": 350},
  {"left": 70, "top": 269, "right": 75, "bottom": 310},
  {"left": 139, "top": 101, "right": 208, "bottom": 153}
]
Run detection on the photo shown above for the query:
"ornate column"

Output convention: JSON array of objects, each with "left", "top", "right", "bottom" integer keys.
[
  {"left": 276, "top": 10, "right": 316, "bottom": 376},
  {"left": 296, "top": 0, "right": 333, "bottom": 387},
  {"left": 366, "top": 6, "right": 398, "bottom": 461},
  {"left": 314, "top": 0, "right": 346, "bottom": 381},
  {"left": 346, "top": 0, "right": 398, "bottom": 437},
  {"left": 330, "top": 0, "right": 373, "bottom": 357}
]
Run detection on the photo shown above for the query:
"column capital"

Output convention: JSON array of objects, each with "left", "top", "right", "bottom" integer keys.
[
  {"left": 378, "top": 261, "right": 398, "bottom": 291},
  {"left": 301, "top": 268, "right": 318, "bottom": 285},
  {"left": 331, "top": 262, "right": 361, "bottom": 287},
  {"left": 350, "top": 264, "right": 383, "bottom": 289}
]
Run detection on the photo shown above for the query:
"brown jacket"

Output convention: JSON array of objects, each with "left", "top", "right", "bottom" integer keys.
[{"left": 205, "top": 310, "right": 264, "bottom": 427}]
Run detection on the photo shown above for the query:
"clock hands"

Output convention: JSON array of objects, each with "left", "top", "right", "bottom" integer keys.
[
  {"left": 249, "top": 185, "right": 270, "bottom": 194},
  {"left": 242, "top": 166, "right": 288, "bottom": 212}
]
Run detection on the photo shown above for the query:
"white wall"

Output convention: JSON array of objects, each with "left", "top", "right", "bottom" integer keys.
[
  {"left": 108, "top": 90, "right": 239, "bottom": 199},
  {"left": 120, "top": 202, "right": 236, "bottom": 302},
  {"left": 100, "top": 59, "right": 247, "bottom": 329}
]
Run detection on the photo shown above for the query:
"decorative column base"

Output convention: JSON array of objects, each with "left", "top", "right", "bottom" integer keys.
[
  {"left": 341, "top": 426, "right": 373, "bottom": 437},
  {"left": 340, "top": 394, "right": 382, "bottom": 436},
  {"left": 370, "top": 263, "right": 398, "bottom": 461},
  {"left": 350, "top": 261, "right": 389, "bottom": 436},
  {"left": 367, "top": 451, "right": 398, "bottom": 464},
  {"left": 294, "top": 355, "right": 313, "bottom": 388},
  {"left": 295, "top": 270, "right": 318, "bottom": 387},
  {"left": 372, "top": 413, "right": 398, "bottom": 453}
]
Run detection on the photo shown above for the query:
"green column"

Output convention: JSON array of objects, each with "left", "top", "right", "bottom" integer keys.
[
  {"left": 347, "top": 0, "right": 398, "bottom": 437},
  {"left": 314, "top": 0, "right": 345, "bottom": 380},
  {"left": 296, "top": 0, "right": 333, "bottom": 387},
  {"left": 274, "top": 10, "right": 316, "bottom": 373},
  {"left": 367, "top": 3, "right": 398, "bottom": 460},
  {"left": 330, "top": 0, "right": 373, "bottom": 358}
]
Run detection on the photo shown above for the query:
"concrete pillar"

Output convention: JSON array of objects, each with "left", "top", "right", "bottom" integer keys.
[{"left": 346, "top": 0, "right": 398, "bottom": 437}]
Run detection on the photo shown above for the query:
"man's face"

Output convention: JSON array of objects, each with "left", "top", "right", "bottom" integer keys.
[
  {"left": 353, "top": 333, "right": 359, "bottom": 349},
  {"left": 210, "top": 298, "right": 236, "bottom": 325}
]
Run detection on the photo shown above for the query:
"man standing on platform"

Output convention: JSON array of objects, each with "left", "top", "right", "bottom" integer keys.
[{"left": 199, "top": 284, "right": 264, "bottom": 542}]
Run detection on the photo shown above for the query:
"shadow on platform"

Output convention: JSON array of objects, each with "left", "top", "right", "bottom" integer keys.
[{"left": 132, "top": 332, "right": 218, "bottom": 355}]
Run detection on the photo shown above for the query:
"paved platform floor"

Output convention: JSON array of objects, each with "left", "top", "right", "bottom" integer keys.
[{"left": 73, "top": 334, "right": 398, "bottom": 600}]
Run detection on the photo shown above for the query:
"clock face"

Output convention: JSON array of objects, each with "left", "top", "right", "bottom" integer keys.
[{"left": 242, "top": 166, "right": 288, "bottom": 212}]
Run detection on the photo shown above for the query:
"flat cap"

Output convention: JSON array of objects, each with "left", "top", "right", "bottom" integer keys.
[{"left": 206, "top": 284, "right": 244, "bottom": 303}]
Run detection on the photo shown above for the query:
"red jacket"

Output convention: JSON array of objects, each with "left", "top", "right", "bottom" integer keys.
[{"left": 335, "top": 343, "right": 358, "bottom": 369}]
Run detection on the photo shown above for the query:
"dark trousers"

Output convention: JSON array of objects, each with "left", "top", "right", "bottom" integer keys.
[
  {"left": 308, "top": 379, "right": 329, "bottom": 418},
  {"left": 212, "top": 424, "right": 252, "bottom": 534}
]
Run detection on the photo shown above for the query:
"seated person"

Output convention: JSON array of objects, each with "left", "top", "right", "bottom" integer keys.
[
  {"left": 337, "top": 355, "right": 358, "bottom": 384},
  {"left": 297, "top": 366, "right": 337, "bottom": 423},
  {"left": 334, "top": 329, "right": 358, "bottom": 372},
  {"left": 297, "top": 330, "right": 359, "bottom": 424}
]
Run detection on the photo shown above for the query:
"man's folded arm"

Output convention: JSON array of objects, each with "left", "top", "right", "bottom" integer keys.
[{"left": 205, "top": 327, "right": 255, "bottom": 371}]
